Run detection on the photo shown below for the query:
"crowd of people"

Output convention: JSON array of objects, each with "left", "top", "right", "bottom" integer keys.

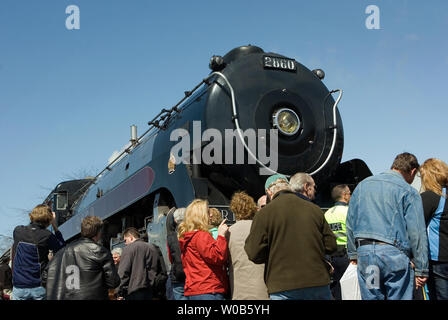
[{"left": 0, "top": 152, "right": 447, "bottom": 301}]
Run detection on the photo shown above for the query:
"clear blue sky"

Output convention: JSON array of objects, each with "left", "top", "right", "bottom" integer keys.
[{"left": 1, "top": 0, "right": 447, "bottom": 238}]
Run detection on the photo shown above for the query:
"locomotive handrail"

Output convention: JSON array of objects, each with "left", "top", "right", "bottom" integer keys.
[
  {"left": 207, "top": 72, "right": 282, "bottom": 176},
  {"left": 308, "top": 89, "right": 343, "bottom": 176}
]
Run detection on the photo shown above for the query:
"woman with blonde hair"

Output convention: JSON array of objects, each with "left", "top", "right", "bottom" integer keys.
[
  {"left": 178, "top": 199, "right": 229, "bottom": 300},
  {"left": 419, "top": 158, "right": 448, "bottom": 300}
]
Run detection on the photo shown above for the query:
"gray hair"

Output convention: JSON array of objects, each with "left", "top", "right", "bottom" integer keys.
[
  {"left": 268, "top": 180, "right": 292, "bottom": 197},
  {"left": 111, "top": 247, "right": 123, "bottom": 256},
  {"left": 173, "top": 208, "right": 186, "bottom": 224},
  {"left": 289, "top": 172, "right": 313, "bottom": 193}
]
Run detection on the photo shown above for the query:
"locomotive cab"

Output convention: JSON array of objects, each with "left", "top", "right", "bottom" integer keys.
[{"left": 45, "top": 178, "right": 94, "bottom": 226}]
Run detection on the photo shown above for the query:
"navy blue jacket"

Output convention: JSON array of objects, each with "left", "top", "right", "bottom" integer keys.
[
  {"left": 11, "top": 223, "right": 65, "bottom": 288},
  {"left": 422, "top": 188, "right": 448, "bottom": 262}
]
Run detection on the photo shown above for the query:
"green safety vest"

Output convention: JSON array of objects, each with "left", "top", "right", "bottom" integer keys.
[{"left": 324, "top": 204, "right": 348, "bottom": 247}]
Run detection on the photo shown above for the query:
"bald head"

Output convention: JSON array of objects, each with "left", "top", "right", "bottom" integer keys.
[{"left": 257, "top": 195, "right": 267, "bottom": 210}]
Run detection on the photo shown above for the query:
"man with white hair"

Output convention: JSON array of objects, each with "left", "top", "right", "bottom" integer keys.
[
  {"left": 289, "top": 172, "right": 317, "bottom": 202},
  {"left": 111, "top": 247, "right": 123, "bottom": 267},
  {"left": 245, "top": 174, "right": 337, "bottom": 300}
]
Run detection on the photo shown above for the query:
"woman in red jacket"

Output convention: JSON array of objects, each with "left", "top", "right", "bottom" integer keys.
[{"left": 178, "top": 199, "right": 229, "bottom": 300}]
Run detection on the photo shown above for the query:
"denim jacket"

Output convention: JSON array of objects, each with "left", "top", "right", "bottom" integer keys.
[{"left": 346, "top": 170, "right": 429, "bottom": 277}]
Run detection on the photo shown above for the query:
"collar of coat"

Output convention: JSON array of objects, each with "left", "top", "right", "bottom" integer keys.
[{"left": 271, "top": 189, "right": 296, "bottom": 201}]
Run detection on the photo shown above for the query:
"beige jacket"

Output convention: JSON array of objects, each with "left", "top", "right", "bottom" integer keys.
[{"left": 228, "top": 220, "right": 269, "bottom": 300}]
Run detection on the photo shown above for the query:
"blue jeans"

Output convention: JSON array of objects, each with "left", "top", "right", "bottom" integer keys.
[
  {"left": 357, "top": 243, "right": 414, "bottom": 300},
  {"left": 172, "top": 282, "right": 187, "bottom": 300},
  {"left": 269, "top": 285, "right": 332, "bottom": 300},
  {"left": 12, "top": 286, "right": 46, "bottom": 300},
  {"left": 166, "top": 277, "right": 174, "bottom": 300},
  {"left": 428, "top": 261, "right": 448, "bottom": 300},
  {"left": 187, "top": 293, "right": 225, "bottom": 300}
]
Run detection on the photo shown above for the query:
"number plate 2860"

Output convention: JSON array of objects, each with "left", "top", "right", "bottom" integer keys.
[{"left": 263, "top": 55, "right": 297, "bottom": 72}]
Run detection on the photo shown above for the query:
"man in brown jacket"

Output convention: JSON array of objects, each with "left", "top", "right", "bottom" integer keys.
[{"left": 244, "top": 174, "right": 337, "bottom": 300}]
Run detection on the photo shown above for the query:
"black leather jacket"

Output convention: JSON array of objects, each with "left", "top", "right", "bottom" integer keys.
[{"left": 43, "top": 238, "right": 120, "bottom": 300}]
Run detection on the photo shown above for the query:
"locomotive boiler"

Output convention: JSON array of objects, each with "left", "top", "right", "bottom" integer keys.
[{"left": 44, "top": 45, "right": 372, "bottom": 270}]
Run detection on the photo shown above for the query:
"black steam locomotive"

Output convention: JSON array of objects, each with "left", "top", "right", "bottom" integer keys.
[{"left": 44, "top": 45, "right": 372, "bottom": 269}]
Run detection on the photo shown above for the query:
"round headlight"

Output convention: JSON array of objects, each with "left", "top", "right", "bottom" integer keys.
[{"left": 272, "top": 108, "right": 300, "bottom": 136}]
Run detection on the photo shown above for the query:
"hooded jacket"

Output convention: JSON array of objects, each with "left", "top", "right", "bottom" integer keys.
[
  {"left": 178, "top": 230, "right": 228, "bottom": 296},
  {"left": 43, "top": 238, "right": 120, "bottom": 300}
]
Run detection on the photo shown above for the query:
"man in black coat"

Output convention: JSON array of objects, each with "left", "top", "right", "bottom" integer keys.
[{"left": 43, "top": 216, "right": 120, "bottom": 300}]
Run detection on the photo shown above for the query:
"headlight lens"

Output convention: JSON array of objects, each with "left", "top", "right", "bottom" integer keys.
[{"left": 273, "top": 108, "right": 300, "bottom": 136}]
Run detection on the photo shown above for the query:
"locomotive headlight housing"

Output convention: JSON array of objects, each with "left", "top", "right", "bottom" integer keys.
[{"left": 272, "top": 108, "right": 300, "bottom": 136}]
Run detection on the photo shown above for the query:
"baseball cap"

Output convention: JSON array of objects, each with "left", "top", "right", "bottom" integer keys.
[{"left": 264, "top": 174, "right": 289, "bottom": 190}]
